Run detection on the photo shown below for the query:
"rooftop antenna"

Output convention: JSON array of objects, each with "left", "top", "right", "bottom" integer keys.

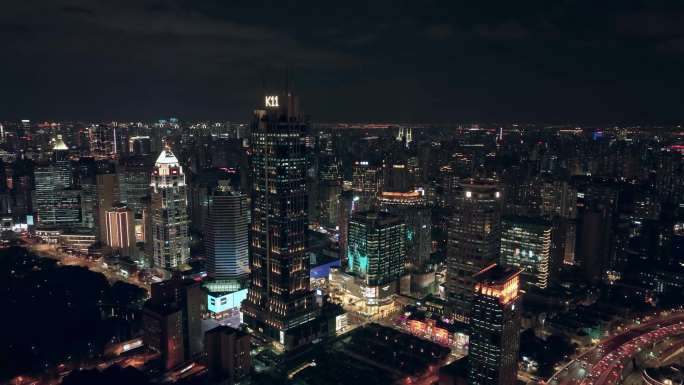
[{"left": 287, "top": 66, "right": 291, "bottom": 94}]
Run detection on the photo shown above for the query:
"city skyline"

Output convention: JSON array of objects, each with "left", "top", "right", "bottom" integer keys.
[{"left": 3, "top": 2, "right": 684, "bottom": 385}]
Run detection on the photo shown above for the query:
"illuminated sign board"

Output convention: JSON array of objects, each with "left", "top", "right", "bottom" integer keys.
[
  {"left": 265, "top": 95, "right": 279, "bottom": 108},
  {"left": 207, "top": 288, "right": 248, "bottom": 313}
]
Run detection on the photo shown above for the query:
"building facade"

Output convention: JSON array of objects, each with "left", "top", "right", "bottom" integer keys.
[
  {"left": 347, "top": 210, "right": 406, "bottom": 304},
  {"left": 469, "top": 264, "right": 522, "bottom": 385},
  {"left": 34, "top": 136, "right": 81, "bottom": 229},
  {"left": 378, "top": 189, "right": 432, "bottom": 270},
  {"left": 150, "top": 149, "right": 190, "bottom": 270},
  {"left": 500, "top": 216, "right": 551, "bottom": 290},
  {"left": 105, "top": 203, "right": 136, "bottom": 256},
  {"left": 204, "top": 326, "right": 251, "bottom": 383},
  {"left": 205, "top": 184, "right": 249, "bottom": 280},
  {"left": 352, "top": 160, "right": 382, "bottom": 211},
  {"left": 242, "top": 93, "right": 320, "bottom": 350},
  {"left": 446, "top": 180, "right": 502, "bottom": 323}
]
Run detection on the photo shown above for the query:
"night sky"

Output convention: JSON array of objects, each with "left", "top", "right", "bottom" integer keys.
[{"left": 2, "top": 0, "right": 684, "bottom": 123}]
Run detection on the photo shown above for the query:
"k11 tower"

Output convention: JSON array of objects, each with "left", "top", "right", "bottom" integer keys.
[{"left": 242, "top": 93, "right": 319, "bottom": 350}]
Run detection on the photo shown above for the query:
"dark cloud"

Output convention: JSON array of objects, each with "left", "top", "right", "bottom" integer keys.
[
  {"left": 425, "top": 24, "right": 455, "bottom": 40},
  {"left": 1, "top": 0, "right": 684, "bottom": 123},
  {"left": 60, "top": 5, "right": 95, "bottom": 16},
  {"left": 616, "top": 11, "right": 684, "bottom": 39},
  {"left": 657, "top": 37, "right": 684, "bottom": 53},
  {"left": 474, "top": 20, "right": 529, "bottom": 41}
]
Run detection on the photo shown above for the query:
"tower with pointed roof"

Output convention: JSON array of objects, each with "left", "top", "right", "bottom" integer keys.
[{"left": 150, "top": 148, "right": 190, "bottom": 270}]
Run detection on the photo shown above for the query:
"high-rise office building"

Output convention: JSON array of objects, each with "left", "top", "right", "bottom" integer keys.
[
  {"left": 378, "top": 189, "right": 432, "bottom": 269},
  {"left": 396, "top": 127, "right": 413, "bottom": 147},
  {"left": 203, "top": 182, "right": 250, "bottom": 318},
  {"left": 347, "top": 211, "right": 406, "bottom": 304},
  {"left": 469, "top": 264, "right": 522, "bottom": 385},
  {"left": 96, "top": 172, "right": 120, "bottom": 242},
  {"left": 128, "top": 136, "right": 152, "bottom": 156},
  {"left": 576, "top": 208, "right": 612, "bottom": 283},
  {"left": 446, "top": 180, "right": 502, "bottom": 323},
  {"left": 317, "top": 156, "right": 342, "bottom": 228},
  {"left": 242, "top": 92, "right": 320, "bottom": 350},
  {"left": 500, "top": 216, "right": 551, "bottom": 290},
  {"left": 205, "top": 184, "right": 249, "bottom": 280},
  {"left": 352, "top": 160, "right": 382, "bottom": 211},
  {"left": 150, "top": 273, "right": 204, "bottom": 359},
  {"left": 118, "top": 156, "right": 152, "bottom": 243},
  {"left": 378, "top": 189, "right": 433, "bottom": 295},
  {"left": 150, "top": 149, "right": 190, "bottom": 270},
  {"left": 337, "top": 190, "right": 356, "bottom": 265},
  {"left": 75, "top": 158, "right": 98, "bottom": 232},
  {"left": 383, "top": 163, "right": 410, "bottom": 193},
  {"left": 105, "top": 203, "right": 136, "bottom": 257},
  {"left": 118, "top": 156, "right": 152, "bottom": 216},
  {"left": 204, "top": 326, "right": 251, "bottom": 384},
  {"left": 34, "top": 136, "right": 81, "bottom": 229}
]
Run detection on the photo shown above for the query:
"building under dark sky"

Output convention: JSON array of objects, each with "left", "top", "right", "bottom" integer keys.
[
  {"left": 242, "top": 92, "right": 319, "bottom": 350},
  {"left": 2, "top": 1, "right": 684, "bottom": 123}
]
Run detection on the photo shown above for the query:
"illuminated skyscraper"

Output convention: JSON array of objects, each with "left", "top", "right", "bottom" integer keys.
[
  {"left": 347, "top": 211, "right": 406, "bottom": 304},
  {"left": 500, "top": 216, "right": 551, "bottom": 290},
  {"left": 242, "top": 93, "right": 319, "bottom": 350},
  {"left": 352, "top": 160, "right": 382, "bottom": 211},
  {"left": 469, "top": 264, "right": 521, "bottom": 385},
  {"left": 128, "top": 136, "right": 152, "bottom": 156},
  {"left": 96, "top": 172, "right": 120, "bottom": 242},
  {"left": 150, "top": 149, "right": 190, "bottom": 270},
  {"left": 378, "top": 189, "right": 431, "bottom": 269},
  {"left": 446, "top": 180, "right": 502, "bottom": 323},
  {"left": 34, "top": 136, "right": 81, "bottom": 229},
  {"left": 118, "top": 156, "right": 153, "bottom": 243},
  {"left": 119, "top": 156, "right": 152, "bottom": 215},
  {"left": 337, "top": 191, "right": 355, "bottom": 265},
  {"left": 105, "top": 203, "right": 136, "bottom": 256},
  {"left": 205, "top": 184, "right": 249, "bottom": 280},
  {"left": 317, "top": 156, "right": 342, "bottom": 228},
  {"left": 378, "top": 189, "right": 433, "bottom": 295}
]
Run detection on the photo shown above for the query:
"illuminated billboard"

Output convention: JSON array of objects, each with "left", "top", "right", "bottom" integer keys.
[{"left": 207, "top": 288, "right": 248, "bottom": 313}]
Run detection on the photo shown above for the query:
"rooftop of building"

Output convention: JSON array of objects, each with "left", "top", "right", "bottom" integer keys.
[
  {"left": 154, "top": 149, "right": 179, "bottom": 165},
  {"left": 143, "top": 301, "right": 181, "bottom": 316},
  {"left": 502, "top": 215, "right": 552, "bottom": 228},
  {"left": 351, "top": 210, "right": 403, "bottom": 226},
  {"left": 439, "top": 356, "right": 468, "bottom": 379},
  {"left": 108, "top": 202, "right": 131, "bottom": 211},
  {"left": 53, "top": 135, "right": 68, "bottom": 150},
  {"left": 404, "top": 306, "right": 469, "bottom": 334},
  {"left": 205, "top": 325, "right": 250, "bottom": 339},
  {"left": 458, "top": 177, "right": 500, "bottom": 189},
  {"left": 473, "top": 263, "right": 521, "bottom": 285},
  {"left": 287, "top": 323, "right": 449, "bottom": 385}
]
